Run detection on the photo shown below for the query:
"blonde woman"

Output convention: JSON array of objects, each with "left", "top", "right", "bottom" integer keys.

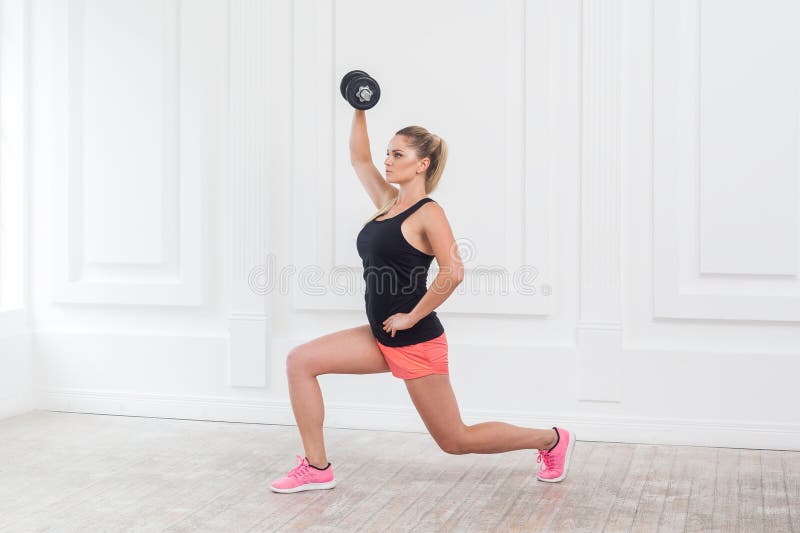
[{"left": 270, "top": 109, "right": 575, "bottom": 493}]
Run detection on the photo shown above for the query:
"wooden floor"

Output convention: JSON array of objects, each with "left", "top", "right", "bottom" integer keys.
[{"left": 0, "top": 411, "right": 797, "bottom": 532}]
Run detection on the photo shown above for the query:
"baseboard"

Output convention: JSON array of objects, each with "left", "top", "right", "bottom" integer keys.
[{"left": 38, "top": 387, "right": 800, "bottom": 451}]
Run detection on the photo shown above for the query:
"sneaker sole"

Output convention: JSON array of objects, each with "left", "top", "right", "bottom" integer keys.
[
  {"left": 270, "top": 480, "right": 337, "bottom": 493},
  {"left": 536, "top": 431, "right": 576, "bottom": 483}
]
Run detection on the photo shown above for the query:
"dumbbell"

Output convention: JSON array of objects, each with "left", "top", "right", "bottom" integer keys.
[{"left": 340, "top": 70, "right": 381, "bottom": 110}]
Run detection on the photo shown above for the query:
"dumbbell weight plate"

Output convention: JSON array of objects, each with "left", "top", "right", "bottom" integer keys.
[
  {"left": 345, "top": 75, "right": 381, "bottom": 110},
  {"left": 340, "top": 70, "right": 370, "bottom": 99}
]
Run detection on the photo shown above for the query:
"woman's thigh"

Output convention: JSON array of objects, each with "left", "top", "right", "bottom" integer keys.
[{"left": 287, "top": 324, "right": 390, "bottom": 376}]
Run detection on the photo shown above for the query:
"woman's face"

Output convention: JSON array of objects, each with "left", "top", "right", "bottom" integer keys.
[{"left": 384, "top": 135, "right": 429, "bottom": 184}]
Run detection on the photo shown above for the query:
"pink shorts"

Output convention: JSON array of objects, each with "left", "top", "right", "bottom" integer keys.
[{"left": 376, "top": 331, "right": 449, "bottom": 379}]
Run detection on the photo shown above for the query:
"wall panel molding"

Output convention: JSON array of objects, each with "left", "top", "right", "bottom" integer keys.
[
  {"left": 227, "top": 0, "right": 271, "bottom": 388},
  {"left": 653, "top": 0, "right": 800, "bottom": 322},
  {"left": 50, "top": 0, "right": 203, "bottom": 306},
  {"left": 577, "top": 0, "right": 624, "bottom": 402}
]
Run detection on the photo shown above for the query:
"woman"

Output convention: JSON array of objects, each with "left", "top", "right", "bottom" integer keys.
[{"left": 270, "top": 109, "right": 575, "bottom": 494}]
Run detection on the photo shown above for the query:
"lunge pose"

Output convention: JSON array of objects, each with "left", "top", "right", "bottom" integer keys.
[{"left": 270, "top": 107, "right": 575, "bottom": 494}]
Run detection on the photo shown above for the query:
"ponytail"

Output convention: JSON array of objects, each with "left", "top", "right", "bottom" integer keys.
[{"left": 426, "top": 135, "right": 447, "bottom": 190}]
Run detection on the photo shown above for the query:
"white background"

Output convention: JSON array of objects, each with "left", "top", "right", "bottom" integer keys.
[{"left": 1, "top": 0, "right": 799, "bottom": 450}]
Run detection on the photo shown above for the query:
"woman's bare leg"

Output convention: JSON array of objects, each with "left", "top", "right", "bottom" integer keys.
[
  {"left": 404, "top": 374, "right": 558, "bottom": 454},
  {"left": 285, "top": 324, "right": 390, "bottom": 468},
  {"left": 459, "top": 422, "right": 558, "bottom": 453}
]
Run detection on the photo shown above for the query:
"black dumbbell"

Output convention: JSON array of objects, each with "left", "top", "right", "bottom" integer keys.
[{"left": 340, "top": 70, "right": 381, "bottom": 110}]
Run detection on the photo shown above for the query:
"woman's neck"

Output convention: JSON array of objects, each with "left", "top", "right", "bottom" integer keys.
[{"left": 395, "top": 186, "right": 428, "bottom": 206}]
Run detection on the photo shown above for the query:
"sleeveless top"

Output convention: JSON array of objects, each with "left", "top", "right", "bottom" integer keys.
[{"left": 356, "top": 197, "right": 445, "bottom": 347}]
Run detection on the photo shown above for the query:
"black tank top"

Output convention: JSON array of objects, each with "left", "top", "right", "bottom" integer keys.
[{"left": 356, "top": 197, "right": 445, "bottom": 347}]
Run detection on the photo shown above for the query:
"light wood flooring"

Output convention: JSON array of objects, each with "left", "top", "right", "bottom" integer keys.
[{"left": 0, "top": 411, "right": 797, "bottom": 532}]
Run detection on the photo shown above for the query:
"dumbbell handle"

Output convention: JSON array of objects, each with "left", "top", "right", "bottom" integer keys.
[{"left": 356, "top": 86, "right": 374, "bottom": 103}]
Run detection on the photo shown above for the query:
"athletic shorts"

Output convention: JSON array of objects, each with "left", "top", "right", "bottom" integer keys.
[{"left": 376, "top": 331, "right": 449, "bottom": 379}]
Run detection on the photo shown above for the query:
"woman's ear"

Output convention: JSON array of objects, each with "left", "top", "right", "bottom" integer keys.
[{"left": 417, "top": 157, "right": 431, "bottom": 174}]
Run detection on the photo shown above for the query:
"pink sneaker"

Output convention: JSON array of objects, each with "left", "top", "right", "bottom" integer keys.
[
  {"left": 536, "top": 426, "right": 575, "bottom": 482},
  {"left": 270, "top": 454, "right": 336, "bottom": 493}
]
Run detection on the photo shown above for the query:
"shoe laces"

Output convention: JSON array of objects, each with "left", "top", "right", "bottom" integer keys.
[
  {"left": 537, "top": 449, "right": 553, "bottom": 470},
  {"left": 288, "top": 454, "right": 311, "bottom": 478}
]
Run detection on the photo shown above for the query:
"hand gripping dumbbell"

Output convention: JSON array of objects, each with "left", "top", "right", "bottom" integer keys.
[{"left": 340, "top": 70, "right": 381, "bottom": 110}]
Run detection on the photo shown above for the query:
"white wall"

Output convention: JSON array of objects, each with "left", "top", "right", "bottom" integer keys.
[
  {"left": 9, "top": 0, "right": 800, "bottom": 451},
  {"left": 0, "top": 0, "right": 33, "bottom": 420},
  {"left": 0, "top": 306, "right": 32, "bottom": 419}
]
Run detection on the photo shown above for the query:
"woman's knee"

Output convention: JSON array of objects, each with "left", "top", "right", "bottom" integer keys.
[
  {"left": 434, "top": 427, "right": 469, "bottom": 455},
  {"left": 437, "top": 436, "right": 466, "bottom": 455},
  {"left": 286, "top": 345, "right": 314, "bottom": 378}
]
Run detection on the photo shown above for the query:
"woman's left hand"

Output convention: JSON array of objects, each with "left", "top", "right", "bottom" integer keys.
[{"left": 382, "top": 313, "right": 416, "bottom": 338}]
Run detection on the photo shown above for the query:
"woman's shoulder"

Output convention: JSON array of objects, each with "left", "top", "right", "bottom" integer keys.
[
  {"left": 417, "top": 198, "right": 449, "bottom": 226},
  {"left": 419, "top": 196, "right": 440, "bottom": 208},
  {"left": 420, "top": 196, "right": 442, "bottom": 211}
]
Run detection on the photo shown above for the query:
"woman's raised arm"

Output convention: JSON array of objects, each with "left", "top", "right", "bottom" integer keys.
[{"left": 350, "top": 110, "right": 396, "bottom": 209}]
